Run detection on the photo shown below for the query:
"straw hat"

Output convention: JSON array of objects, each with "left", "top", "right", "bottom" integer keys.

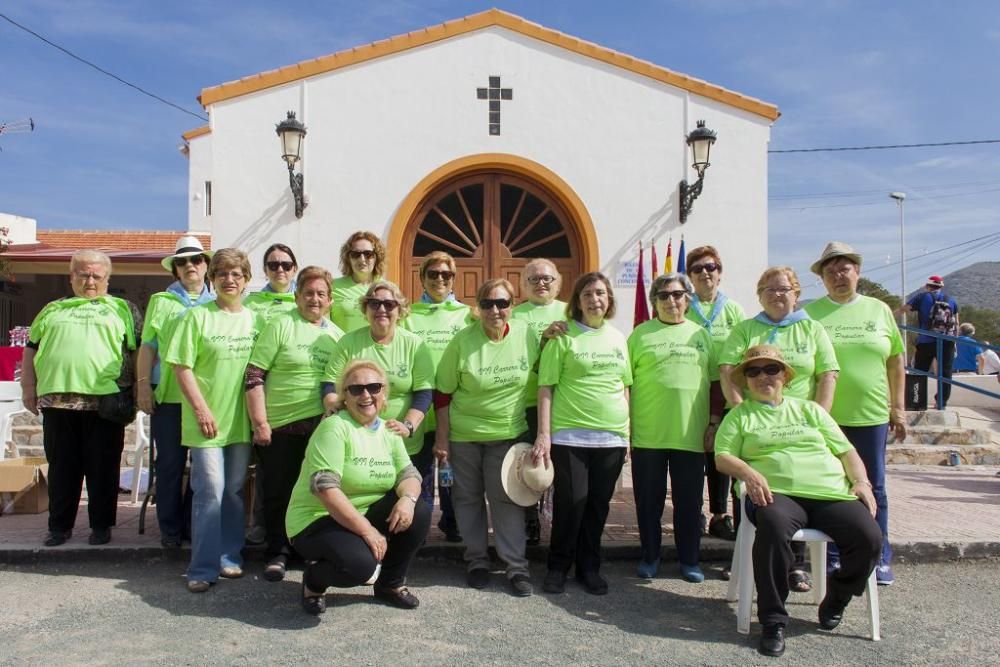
[
  {"left": 729, "top": 344, "right": 796, "bottom": 388},
  {"left": 161, "top": 235, "right": 213, "bottom": 271},
  {"left": 809, "top": 241, "right": 863, "bottom": 276},
  {"left": 501, "top": 443, "right": 554, "bottom": 507}
]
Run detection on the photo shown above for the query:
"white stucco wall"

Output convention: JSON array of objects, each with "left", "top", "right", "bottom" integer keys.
[
  {"left": 194, "top": 26, "right": 772, "bottom": 332},
  {"left": 186, "top": 133, "right": 213, "bottom": 234}
]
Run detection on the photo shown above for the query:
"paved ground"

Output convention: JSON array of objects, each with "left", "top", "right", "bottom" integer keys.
[
  {"left": 2, "top": 463, "right": 999, "bottom": 562},
  {"left": 1, "top": 558, "right": 999, "bottom": 665}
]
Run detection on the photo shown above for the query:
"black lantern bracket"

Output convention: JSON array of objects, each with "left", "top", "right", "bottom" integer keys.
[
  {"left": 286, "top": 165, "right": 307, "bottom": 218},
  {"left": 677, "top": 120, "right": 717, "bottom": 224}
]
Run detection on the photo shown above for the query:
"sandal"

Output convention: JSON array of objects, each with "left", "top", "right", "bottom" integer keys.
[
  {"left": 263, "top": 555, "right": 288, "bottom": 582},
  {"left": 301, "top": 581, "right": 326, "bottom": 615},
  {"left": 789, "top": 569, "right": 812, "bottom": 593}
]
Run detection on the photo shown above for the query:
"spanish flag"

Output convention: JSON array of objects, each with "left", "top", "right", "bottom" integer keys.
[{"left": 664, "top": 237, "right": 673, "bottom": 274}]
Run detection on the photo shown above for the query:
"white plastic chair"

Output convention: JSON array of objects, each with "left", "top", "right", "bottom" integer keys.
[
  {"left": 129, "top": 411, "right": 151, "bottom": 503},
  {"left": 726, "top": 491, "right": 881, "bottom": 641},
  {"left": 0, "top": 380, "right": 29, "bottom": 461}
]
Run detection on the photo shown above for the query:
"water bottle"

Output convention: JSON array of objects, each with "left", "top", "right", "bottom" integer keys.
[{"left": 438, "top": 461, "right": 454, "bottom": 488}]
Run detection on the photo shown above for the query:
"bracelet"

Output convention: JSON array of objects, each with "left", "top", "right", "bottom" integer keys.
[
  {"left": 402, "top": 493, "right": 419, "bottom": 504},
  {"left": 851, "top": 479, "right": 873, "bottom": 487}
]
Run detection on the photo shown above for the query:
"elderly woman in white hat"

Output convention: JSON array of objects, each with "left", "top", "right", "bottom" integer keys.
[
  {"left": 137, "top": 235, "right": 214, "bottom": 548},
  {"left": 804, "top": 241, "right": 906, "bottom": 586},
  {"left": 715, "top": 345, "right": 881, "bottom": 658}
]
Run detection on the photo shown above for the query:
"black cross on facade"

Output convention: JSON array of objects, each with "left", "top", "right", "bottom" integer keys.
[{"left": 476, "top": 75, "right": 512, "bottom": 136}]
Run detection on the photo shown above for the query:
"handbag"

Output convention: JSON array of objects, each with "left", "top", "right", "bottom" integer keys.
[{"left": 98, "top": 386, "right": 136, "bottom": 425}]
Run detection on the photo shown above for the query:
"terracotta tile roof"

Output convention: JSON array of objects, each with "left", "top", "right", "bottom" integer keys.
[
  {"left": 197, "top": 8, "right": 779, "bottom": 121},
  {"left": 35, "top": 230, "right": 212, "bottom": 251}
]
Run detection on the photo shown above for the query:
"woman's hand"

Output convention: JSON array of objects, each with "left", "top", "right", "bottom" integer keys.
[
  {"left": 387, "top": 497, "right": 416, "bottom": 534},
  {"left": 136, "top": 383, "right": 155, "bottom": 415},
  {"left": 362, "top": 526, "right": 388, "bottom": 562},
  {"left": 852, "top": 480, "right": 877, "bottom": 517},
  {"left": 703, "top": 423, "right": 719, "bottom": 452},
  {"left": 322, "top": 393, "right": 339, "bottom": 418},
  {"left": 195, "top": 406, "right": 218, "bottom": 439},
  {"left": 433, "top": 438, "right": 450, "bottom": 464},
  {"left": 889, "top": 407, "right": 907, "bottom": 442},
  {"left": 385, "top": 419, "right": 409, "bottom": 438},
  {"left": 531, "top": 433, "right": 551, "bottom": 469},
  {"left": 742, "top": 469, "right": 774, "bottom": 507},
  {"left": 252, "top": 422, "right": 272, "bottom": 446},
  {"left": 21, "top": 384, "right": 38, "bottom": 416},
  {"left": 542, "top": 321, "right": 569, "bottom": 340}
]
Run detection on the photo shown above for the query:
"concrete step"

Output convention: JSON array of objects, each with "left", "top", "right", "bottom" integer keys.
[
  {"left": 905, "top": 410, "right": 960, "bottom": 427},
  {"left": 887, "top": 443, "right": 1000, "bottom": 466},
  {"left": 896, "top": 426, "right": 992, "bottom": 445}
]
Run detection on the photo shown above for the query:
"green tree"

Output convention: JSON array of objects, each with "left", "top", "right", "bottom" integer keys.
[{"left": 857, "top": 277, "right": 901, "bottom": 310}]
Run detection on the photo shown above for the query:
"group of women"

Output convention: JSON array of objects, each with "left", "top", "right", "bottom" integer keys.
[{"left": 22, "top": 232, "right": 901, "bottom": 657}]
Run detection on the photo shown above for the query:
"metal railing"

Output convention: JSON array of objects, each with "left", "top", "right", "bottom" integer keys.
[{"left": 900, "top": 324, "right": 1000, "bottom": 409}]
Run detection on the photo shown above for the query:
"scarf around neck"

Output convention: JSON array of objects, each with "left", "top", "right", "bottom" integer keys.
[
  {"left": 689, "top": 292, "right": 729, "bottom": 331},
  {"left": 753, "top": 309, "right": 810, "bottom": 344}
]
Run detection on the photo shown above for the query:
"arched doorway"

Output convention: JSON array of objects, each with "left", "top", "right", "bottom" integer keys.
[{"left": 400, "top": 171, "right": 583, "bottom": 305}]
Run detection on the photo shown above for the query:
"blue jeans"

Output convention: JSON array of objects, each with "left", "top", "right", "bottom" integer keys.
[
  {"left": 188, "top": 443, "right": 251, "bottom": 582},
  {"left": 839, "top": 423, "right": 892, "bottom": 565},
  {"left": 151, "top": 402, "right": 191, "bottom": 541}
]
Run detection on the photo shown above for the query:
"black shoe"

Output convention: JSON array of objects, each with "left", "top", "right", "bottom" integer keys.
[
  {"left": 437, "top": 520, "right": 462, "bottom": 543},
  {"left": 160, "top": 535, "right": 182, "bottom": 549},
  {"left": 263, "top": 555, "right": 288, "bottom": 582},
  {"left": 44, "top": 530, "right": 71, "bottom": 547},
  {"left": 88, "top": 528, "right": 111, "bottom": 545},
  {"left": 509, "top": 573, "right": 533, "bottom": 597},
  {"left": 467, "top": 568, "right": 490, "bottom": 589},
  {"left": 374, "top": 586, "right": 420, "bottom": 609},
  {"left": 708, "top": 515, "right": 737, "bottom": 541},
  {"left": 301, "top": 581, "right": 326, "bottom": 616},
  {"left": 543, "top": 570, "right": 567, "bottom": 594},
  {"left": 576, "top": 570, "right": 609, "bottom": 595},
  {"left": 759, "top": 623, "right": 785, "bottom": 657},
  {"left": 818, "top": 592, "right": 850, "bottom": 630}
]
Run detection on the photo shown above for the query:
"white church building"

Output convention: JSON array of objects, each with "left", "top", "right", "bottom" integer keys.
[{"left": 183, "top": 8, "right": 779, "bottom": 330}]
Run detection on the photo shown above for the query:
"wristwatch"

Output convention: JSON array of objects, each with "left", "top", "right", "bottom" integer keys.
[{"left": 403, "top": 419, "right": 415, "bottom": 437}]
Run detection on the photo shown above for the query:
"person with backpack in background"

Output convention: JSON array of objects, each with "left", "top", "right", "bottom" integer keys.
[{"left": 896, "top": 275, "right": 959, "bottom": 408}]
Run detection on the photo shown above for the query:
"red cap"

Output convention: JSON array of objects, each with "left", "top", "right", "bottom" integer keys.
[{"left": 927, "top": 275, "right": 944, "bottom": 287}]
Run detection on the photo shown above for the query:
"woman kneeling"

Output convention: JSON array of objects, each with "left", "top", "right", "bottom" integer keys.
[
  {"left": 286, "top": 359, "right": 431, "bottom": 615},
  {"left": 715, "top": 345, "right": 881, "bottom": 658}
]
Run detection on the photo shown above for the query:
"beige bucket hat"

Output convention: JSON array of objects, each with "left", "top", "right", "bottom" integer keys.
[{"left": 810, "top": 241, "right": 863, "bottom": 276}]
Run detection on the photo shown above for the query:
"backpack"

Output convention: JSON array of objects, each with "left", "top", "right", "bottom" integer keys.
[{"left": 927, "top": 294, "right": 958, "bottom": 336}]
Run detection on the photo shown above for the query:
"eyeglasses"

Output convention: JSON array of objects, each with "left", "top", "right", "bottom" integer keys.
[
  {"left": 655, "top": 290, "right": 688, "bottom": 301},
  {"left": 479, "top": 298, "right": 512, "bottom": 311},
  {"left": 349, "top": 250, "right": 376, "bottom": 260},
  {"left": 527, "top": 275, "right": 555, "bottom": 285},
  {"left": 762, "top": 286, "right": 795, "bottom": 296},
  {"left": 73, "top": 271, "right": 107, "bottom": 282},
  {"left": 173, "top": 255, "right": 205, "bottom": 268},
  {"left": 689, "top": 262, "right": 719, "bottom": 275},
  {"left": 425, "top": 269, "right": 455, "bottom": 281},
  {"left": 266, "top": 260, "right": 295, "bottom": 272},
  {"left": 345, "top": 382, "right": 384, "bottom": 397},
  {"left": 214, "top": 270, "right": 246, "bottom": 281},
  {"left": 365, "top": 298, "right": 399, "bottom": 312},
  {"left": 744, "top": 363, "right": 784, "bottom": 378}
]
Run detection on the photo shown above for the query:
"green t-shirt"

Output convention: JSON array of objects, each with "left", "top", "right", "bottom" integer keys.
[
  {"left": 163, "top": 302, "right": 257, "bottom": 448},
  {"left": 436, "top": 320, "right": 540, "bottom": 442},
  {"left": 720, "top": 316, "right": 839, "bottom": 401},
  {"left": 285, "top": 412, "right": 411, "bottom": 538},
  {"left": 715, "top": 397, "right": 856, "bottom": 502},
  {"left": 512, "top": 299, "right": 566, "bottom": 407},
  {"left": 243, "top": 290, "right": 296, "bottom": 328},
  {"left": 331, "top": 275, "right": 373, "bottom": 333},
  {"left": 685, "top": 296, "right": 746, "bottom": 381},
  {"left": 628, "top": 319, "right": 714, "bottom": 451},
  {"left": 29, "top": 296, "right": 136, "bottom": 396},
  {"left": 804, "top": 295, "right": 905, "bottom": 427},
  {"left": 400, "top": 300, "right": 473, "bottom": 431},
  {"left": 322, "top": 327, "right": 434, "bottom": 455},
  {"left": 140, "top": 292, "right": 190, "bottom": 404},
  {"left": 538, "top": 321, "right": 632, "bottom": 440},
  {"left": 248, "top": 310, "right": 345, "bottom": 429}
]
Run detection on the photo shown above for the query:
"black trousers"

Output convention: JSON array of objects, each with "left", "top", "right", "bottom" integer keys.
[
  {"left": 704, "top": 452, "right": 731, "bottom": 515},
  {"left": 748, "top": 494, "right": 882, "bottom": 626},
  {"left": 914, "top": 341, "right": 956, "bottom": 406},
  {"left": 255, "top": 428, "right": 312, "bottom": 559},
  {"left": 291, "top": 491, "right": 431, "bottom": 591},
  {"left": 631, "top": 447, "right": 704, "bottom": 566},
  {"left": 41, "top": 408, "right": 126, "bottom": 533},
  {"left": 548, "top": 445, "right": 626, "bottom": 574}
]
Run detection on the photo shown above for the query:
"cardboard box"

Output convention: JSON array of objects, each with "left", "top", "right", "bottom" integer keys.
[{"left": 0, "top": 457, "right": 49, "bottom": 515}]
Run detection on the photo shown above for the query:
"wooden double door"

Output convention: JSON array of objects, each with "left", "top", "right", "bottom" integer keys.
[{"left": 401, "top": 172, "right": 582, "bottom": 305}]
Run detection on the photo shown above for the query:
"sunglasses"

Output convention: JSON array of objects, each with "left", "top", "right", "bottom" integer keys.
[
  {"left": 479, "top": 298, "right": 512, "bottom": 310},
  {"left": 744, "top": 363, "right": 784, "bottom": 378},
  {"left": 425, "top": 269, "right": 455, "bottom": 281},
  {"left": 345, "top": 382, "right": 384, "bottom": 397},
  {"left": 365, "top": 298, "right": 399, "bottom": 312},
  {"left": 689, "top": 262, "right": 719, "bottom": 275},
  {"left": 527, "top": 275, "right": 555, "bottom": 285},
  {"left": 349, "top": 250, "right": 376, "bottom": 260},
  {"left": 173, "top": 255, "right": 205, "bottom": 268},
  {"left": 655, "top": 290, "right": 689, "bottom": 301},
  {"left": 266, "top": 260, "right": 295, "bottom": 272}
]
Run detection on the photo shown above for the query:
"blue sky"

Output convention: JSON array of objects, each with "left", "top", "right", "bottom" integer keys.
[{"left": 2, "top": 1, "right": 998, "bottom": 299}]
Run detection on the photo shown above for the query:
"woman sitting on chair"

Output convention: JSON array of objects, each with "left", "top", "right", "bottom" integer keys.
[{"left": 714, "top": 345, "right": 881, "bottom": 658}]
